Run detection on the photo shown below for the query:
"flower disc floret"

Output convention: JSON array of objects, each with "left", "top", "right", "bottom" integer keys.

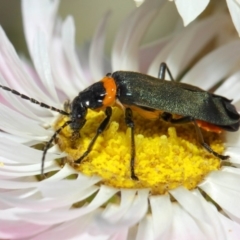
[{"left": 55, "top": 107, "right": 223, "bottom": 195}]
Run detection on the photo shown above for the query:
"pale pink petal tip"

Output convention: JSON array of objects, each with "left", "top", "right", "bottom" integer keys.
[{"left": 174, "top": 0, "right": 210, "bottom": 26}]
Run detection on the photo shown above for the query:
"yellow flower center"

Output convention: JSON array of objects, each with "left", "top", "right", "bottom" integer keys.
[{"left": 54, "top": 107, "right": 223, "bottom": 195}]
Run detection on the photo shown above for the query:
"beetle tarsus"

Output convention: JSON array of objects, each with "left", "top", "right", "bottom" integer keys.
[
  {"left": 74, "top": 155, "right": 85, "bottom": 166},
  {"left": 202, "top": 142, "right": 229, "bottom": 160},
  {"left": 125, "top": 108, "right": 139, "bottom": 180},
  {"left": 216, "top": 154, "right": 230, "bottom": 160},
  {"left": 131, "top": 173, "right": 139, "bottom": 181}
]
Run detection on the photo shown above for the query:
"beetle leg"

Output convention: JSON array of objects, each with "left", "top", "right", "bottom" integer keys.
[
  {"left": 161, "top": 112, "right": 194, "bottom": 123},
  {"left": 161, "top": 112, "right": 229, "bottom": 160},
  {"left": 158, "top": 62, "right": 175, "bottom": 81},
  {"left": 125, "top": 107, "right": 139, "bottom": 180},
  {"left": 192, "top": 120, "right": 229, "bottom": 160},
  {"left": 74, "top": 107, "right": 112, "bottom": 165}
]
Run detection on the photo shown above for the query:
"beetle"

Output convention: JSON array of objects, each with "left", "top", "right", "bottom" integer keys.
[{"left": 0, "top": 63, "right": 239, "bottom": 180}]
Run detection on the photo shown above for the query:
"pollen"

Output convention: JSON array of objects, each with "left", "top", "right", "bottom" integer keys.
[{"left": 54, "top": 107, "right": 223, "bottom": 195}]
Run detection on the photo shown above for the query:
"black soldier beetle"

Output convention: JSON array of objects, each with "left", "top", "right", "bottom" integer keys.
[{"left": 0, "top": 63, "right": 239, "bottom": 180}]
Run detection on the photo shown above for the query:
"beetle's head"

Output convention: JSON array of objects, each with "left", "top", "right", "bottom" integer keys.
[
  {"left": 69, "top": 82, "right": 106, "bottom": 132},
  {"left": 69, "top": 96, "right": 87, "bottom": 132}
]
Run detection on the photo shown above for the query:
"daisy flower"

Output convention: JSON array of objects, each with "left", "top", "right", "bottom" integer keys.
[
  {"left": 172, "top": 0, "right": 240, "bottom": 36},
  {"left": 1, "top": 0, "right": 240, "bottom": 239}
]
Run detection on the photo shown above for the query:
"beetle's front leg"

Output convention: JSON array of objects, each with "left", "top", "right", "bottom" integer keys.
[
  {"left": 71, "top": 119, "right": 86, "bottom": 147},
  {"left": 125, "top": 107, "right": 139, "bottom": 180},
  {"left": 74, "top": 107, "right": 112, "bottom": 165}
]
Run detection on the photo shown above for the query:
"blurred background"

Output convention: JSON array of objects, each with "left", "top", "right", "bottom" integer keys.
[
  {"left": 0, "top": 0, "right": 181, "bottom": 56},
  {"left": 0, "top": 0, "right": 235, "bottom": 57}
]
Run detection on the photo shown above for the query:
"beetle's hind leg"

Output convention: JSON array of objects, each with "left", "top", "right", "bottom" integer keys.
[
  {"left": 161, "top": 112, "right": 229, "bottom": 160},
  {"left": 193, "top": 120, "right": 229, "bottom": 160}
]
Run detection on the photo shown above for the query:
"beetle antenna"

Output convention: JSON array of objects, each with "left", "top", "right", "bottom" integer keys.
[
  {"left": 41, "top": 120, "right": 72, "bottom": 178},
  {"left": 0, "top": 84, "right": 69, "bottom": 116}
]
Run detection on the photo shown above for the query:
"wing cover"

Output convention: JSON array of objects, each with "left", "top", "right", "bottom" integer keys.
[{"left": 112, "top": 71, "right": 239, "bottom": 129}]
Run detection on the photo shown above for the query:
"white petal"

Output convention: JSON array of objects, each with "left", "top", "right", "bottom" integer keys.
[
  {"left": 193, "top": 189, "right": 237, "bottom": 239},
  {"left": 174, "top": 0, "right": 209, "bottom": 26},
  {"left": 200, "top": 178, "right": 240, "bottom": 223},
  {"left": 0, "top": 182, "right": 97, "bottom": 210},
  {"left": 0, "top": 179, "right": 38, "bottom": 189},
  {"left": 0, "top": 80, "right": 50, "bottom": 122},
  {"left": 234, "top": 98, "right": 240, "bottom": 112},
  {"left": 89, "top": 11, "right": 111, "bottom": 80},
  {"left": 110, "top": 230, "right": 128, "bottom": 240},
  {"left": 99, "top": 189, "right": 137, "bottom": 226},
  {"left": 181, "top": 40, "right": 240, "bottom": 90},
  {"left": 218, "top": 213, "right": 240, "bottom": 240},
  {"left": 225, "top": 147, "right": 240, "bottom": 166},
  {"left": 0, "top": 137, "right": 52, "bottom": 164},
  {"left": 222, "top": 166, "right": 240, "bottom": 175},
  {"left": 0, "top": 164, "right": 58, "bottom": 179},
  {"left": 0, "top": 219, "right": 49, "bottom": 239},
  {"left": 169, "top": 204, "right": 206, "bottom": 239},
  {"left": 21, "top": 0, "right": 59, "bottom": 57},
  {"left": 0, "top": 26, "right": 57, "bottom": 117},
  {"left": 169, "top": 187, "right": 217, "bottom": 239},
  {"left": 1, "top": 189, "right": 39, "bottom": 200},
  {"left": 225, "top": 131, "right": 240, "bottom": 148},
  {"left": 0, "top": 104, "right": 48, "bottom": 140},
  {"left": 96, "top": 189, "right": 149, "bottom": 231},
  {"left": 29, "top": 214, "right": 111, "bottom": 240},
  {"left": 2, "top": 162, "right": 54, "bottom": 173},
  {"left": 148, "top": 15, "right": 224, "bottom": 79},
  {"left": 50, "top": 37, "right": 78, "bottom": 99},
  {"left": 39, "top": 176, "right": 100, "bottom": 198},
  {"left": 44, "top": 164, "right": 76, "bottom": 181},
  {"left": 61, "top": 17, "right": 89, "bottom": 89},
  {"left": 136, "top": 215, "right": 154, "bottom": 240},
  {"left": 214, "top": 70, "right": 240, "bottom": 102},
  {"left": 139, "top": 36, "right": 170, "bottom": 73},
  {"left": 226, "top": 0, "right": 240, "bottom": 36},
  {"left": 18, "top": 186, "right": 118, "bottom": 224},
  {"left": 112, "top": 0, "right": 165, "bottom": 71},
  {"left": 0, "top": 131, "right": 40, "bottom": 145},
  {"left": 31, "top": 31, "right": 59, "bottom": 102},
  {"left": 149, "top": 194, "right": 172, "bottom": 239},
  {"left": 77, "top": 42, "right": 93, "bottom": 82},
  {"left": 206, "top": 170, "right": 240, "bottom": 191}
]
